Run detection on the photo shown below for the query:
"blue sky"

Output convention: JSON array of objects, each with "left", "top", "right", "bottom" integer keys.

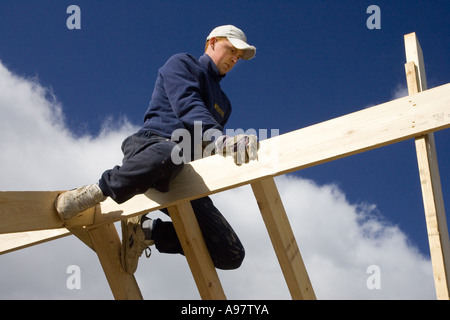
[{"left": 0, "top": 1, "right": 449, "bottom": 299}]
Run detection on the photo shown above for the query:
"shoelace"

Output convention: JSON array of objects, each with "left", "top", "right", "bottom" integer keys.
[{"left": 144, "top": 247, "right": 152, "bottom": 258}]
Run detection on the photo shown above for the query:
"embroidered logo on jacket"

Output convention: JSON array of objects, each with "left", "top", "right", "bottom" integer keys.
[{"left": 214, "top": 103, "right": 225, "bottom": 118}]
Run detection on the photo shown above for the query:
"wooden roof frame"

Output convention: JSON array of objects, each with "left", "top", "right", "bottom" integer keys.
[{"left": 1, "top": 33, "right": 449, "bottom": 300}]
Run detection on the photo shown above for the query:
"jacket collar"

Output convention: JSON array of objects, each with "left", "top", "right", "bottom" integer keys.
[{"left": 199, "top": 54, "right": 226, "bottom": 82}]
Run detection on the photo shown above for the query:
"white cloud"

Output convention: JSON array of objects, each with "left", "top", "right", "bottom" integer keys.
[
  {"left": 0, "top": 61, "right": 137, "bottom": 191},
  {"left": 213, "top": 177, "right": 434, "bottom": 300},
  {"left": 0, "top": 60, "right": 436, "bottom": 299},
  {"left": 392, "top": 83, "right": 409, "bottom": 100}
]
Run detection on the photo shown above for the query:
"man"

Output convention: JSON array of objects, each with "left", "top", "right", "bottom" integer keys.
[{"left": 55, "top": 25, "right": 257, "bottom": 274}]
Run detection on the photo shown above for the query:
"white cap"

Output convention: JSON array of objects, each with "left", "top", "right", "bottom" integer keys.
[{"left": 206, "top": 25, "right": 256, "bottom": 60}]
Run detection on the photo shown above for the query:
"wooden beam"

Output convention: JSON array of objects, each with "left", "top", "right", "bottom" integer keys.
[
  {"left": 78, "top": 82, "right": 450, "bottom": 227},
  {"left": 1, "top": 82, "right": 450, "bottom": 235},
  {"left": 0, "top": 229, "right": 71, "bottom": 255},
  {"left": 0, "top": 191, "right": 93, "bottom": 234},
  {"left": 168, "top": 202, "right": 226, "bottom": 300},
  {"left": 251, "top": 177, "right": 316, "bottom": 300},
  {"left": 404, "top": 32, "right": 450, "bottom": 300},
  {"left": 404, "top": 32, "right": 427, "bottom": 91},
  {"left": 0, "top": 226, "right": 95, "bottom": 255},
  {"left": 87, "top": 223, "right": 143, "bottom": 300},
  {"left": 67, "top": 226, "right": 95, "bottom": 251}
]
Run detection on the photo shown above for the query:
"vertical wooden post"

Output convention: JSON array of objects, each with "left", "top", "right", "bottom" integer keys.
[
  {"left": 168, "top": 201, "right": 227, "bottom": 300},
  {"left": 251, "top": 177, "right": 316, "bottom": 300},
  {"left": 87, "top": 222, "right": 143, "bottom": 300},
  {"left": 404, "top": 32, "right": 450, "bottom": 299}
]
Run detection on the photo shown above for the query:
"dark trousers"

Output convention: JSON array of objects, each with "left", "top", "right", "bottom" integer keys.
[{"left": 99, "top": 131, "right": 245, "bottom": 270}]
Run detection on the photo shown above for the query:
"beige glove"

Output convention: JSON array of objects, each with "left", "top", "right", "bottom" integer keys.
[{"left": 215, "top": 134, "right": 258, "bottom": 165}]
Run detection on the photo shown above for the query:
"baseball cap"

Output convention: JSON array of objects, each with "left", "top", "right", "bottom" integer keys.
[{"left": 206, "top": 25, "right": 256, "bottom": 60}]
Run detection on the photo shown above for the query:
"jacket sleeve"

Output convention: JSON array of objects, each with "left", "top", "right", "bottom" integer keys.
[{"left": 160, "top": 54, "right": 224, "bottom": 135}]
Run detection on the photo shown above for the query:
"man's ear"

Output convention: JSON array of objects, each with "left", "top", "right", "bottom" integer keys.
[{"left": 209, "top": 37, "right": 217, "bottom": 50}]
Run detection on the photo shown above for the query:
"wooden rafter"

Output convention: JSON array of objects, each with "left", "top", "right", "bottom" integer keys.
[{"left": 1, "top": 82, "right": 450, "bottom": 237}]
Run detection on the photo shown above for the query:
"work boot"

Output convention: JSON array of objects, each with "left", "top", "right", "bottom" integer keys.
[
  {"left": 121, "top": 215, "right": 154, "bottom": 274},
  {"left": 55, "top": 184, "right": 106, "bottom": 221}
]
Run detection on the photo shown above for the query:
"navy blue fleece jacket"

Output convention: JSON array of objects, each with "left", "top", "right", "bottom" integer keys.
[{"left": 141, "top": 53, "right": 232, "bottom": 140}]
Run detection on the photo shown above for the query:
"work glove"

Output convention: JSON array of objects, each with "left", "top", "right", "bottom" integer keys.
[{"left": 215, "top": 134, "right": 258, "bottom": 165}]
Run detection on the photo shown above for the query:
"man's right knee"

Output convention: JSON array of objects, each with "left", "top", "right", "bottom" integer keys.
[
  {"left": 212, "top": 246, "right": 245, "bottom": 270},
  {"left": 153, "top": 149, "right": 185, "bottom": 193}
]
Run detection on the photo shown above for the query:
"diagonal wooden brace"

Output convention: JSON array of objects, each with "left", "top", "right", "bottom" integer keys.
[
  {"left": 168, "top": 201, "right": 226, "bottom": 300},
  {"left": 251, "top": 177, "right": 316, "bottom": 300},
  {"left": 87, "top": 222, "right": 143, "bottom": 300}
]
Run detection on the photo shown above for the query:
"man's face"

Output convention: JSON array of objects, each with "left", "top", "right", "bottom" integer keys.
[{"left": 207, "top": 38, "right": 244, "bottom": 75}]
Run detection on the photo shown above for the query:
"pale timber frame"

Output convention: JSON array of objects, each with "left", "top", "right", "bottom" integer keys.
[
  {"left": 404, "top": 32, "right": 450, "bottom": 299},
  {"left": 0, "top": 33, "right": 449, "bottom": 299}
]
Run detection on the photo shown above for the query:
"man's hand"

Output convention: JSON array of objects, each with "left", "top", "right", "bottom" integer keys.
[{"left": 215, "top": 134, "right": 258, "bottom": 165}]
